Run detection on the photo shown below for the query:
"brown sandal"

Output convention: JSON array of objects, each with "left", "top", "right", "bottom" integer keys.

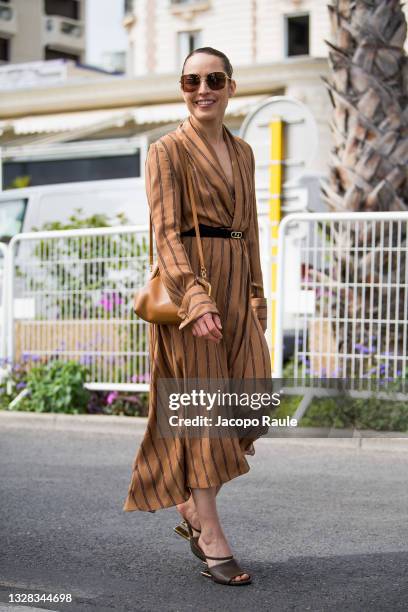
[
  {"left": 201, "top": 554, "right": 252, "bottom": 586},
  {"left": 173, "top": 519, "right": 190, "bottom": 541},
  {"left": 173, "top": 519, "right": 207, "bottom": 564}
]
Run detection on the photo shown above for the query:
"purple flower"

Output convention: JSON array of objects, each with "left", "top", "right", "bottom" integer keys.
[
  {"left": 16, "top": 382, "right": 27, "bottom": 389},
  {"left": 354, "top": 343, "right": 372, "bottom": 354},
  {"left": 79, "top": 355, "right": 93, "bottom": 365}
]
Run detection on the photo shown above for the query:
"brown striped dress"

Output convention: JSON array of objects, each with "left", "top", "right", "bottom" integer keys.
[{"left": 123, "top": 114, "right": 271, "bottom": 513}]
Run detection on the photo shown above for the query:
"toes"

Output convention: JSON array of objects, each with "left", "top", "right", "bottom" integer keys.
[{"left": 232, "top": 573, "right": 249, "bottom": 582}]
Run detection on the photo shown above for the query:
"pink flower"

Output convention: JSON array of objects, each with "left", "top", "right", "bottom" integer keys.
[
  {"left": 106, "top": 391, "right": 119, "bottom": 405},
  {"left": 131, "top": 373, "right": 150, "bottom": 383},
  {"left": 99, "top": 292, "right": 123, "bottom": 312}
]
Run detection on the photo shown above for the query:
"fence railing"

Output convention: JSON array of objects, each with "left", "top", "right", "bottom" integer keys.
[
  {"left": 4, "top": 212, "right": 408, "bottom": 401},
  {"left": 7, "top": 226, "right": 151, "bottom": 392},
  {"left": 275, "top": 212, "right": 408, "bottom": 382},
  {"left": 1, "top": 221, "right": 276, "bottom": 394},
  {"left": 0, "top": 241, "right": 8, "bottom": 365}
]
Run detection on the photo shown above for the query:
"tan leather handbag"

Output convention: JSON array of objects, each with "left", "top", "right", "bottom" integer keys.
[{"left": 133, "top": 151, "right": 211, "bottom": 325}]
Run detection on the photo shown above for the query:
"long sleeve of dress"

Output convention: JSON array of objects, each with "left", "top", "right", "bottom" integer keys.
[
  {"left": 145, "top": 141, "right": 221, "bottom": 331},
  {"left": 245, "top": 146, "right": 268, "bottom": 333}
]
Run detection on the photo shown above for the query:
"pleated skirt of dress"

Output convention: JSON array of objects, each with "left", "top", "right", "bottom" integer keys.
[{"left": 123, "top": 235, "right": 271, "bottom": 513}]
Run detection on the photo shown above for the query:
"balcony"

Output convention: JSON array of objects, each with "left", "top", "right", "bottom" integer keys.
[
  {"left": 170, "top": 0, "right": 210, "bottom": 19},
  {"left": 0, "top": 1, "right": 17, "bottom": 36},
  {"left": 43, "top": 15, "right": 84, "bottom": 53}
]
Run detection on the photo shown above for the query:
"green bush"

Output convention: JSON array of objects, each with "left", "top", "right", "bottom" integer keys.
[
  {"left": 354, "top": 397, "right": 408, "bottom": 431},
  {"left": 294, "top": 395, "right": 408, "bottom": 432},
  {"left": 277, "top": 355, "right": 408, "bottom": 432},
  {"left": 17, "top": 360, "right": 91, "bottom": 414},
  {"left": 0, "top": 356, "right": 149, "bottom": 416}
]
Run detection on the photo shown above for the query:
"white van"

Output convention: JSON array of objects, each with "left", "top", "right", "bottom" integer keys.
[
  {"left": 0, "top": 134, "right": 162, "bottom": 240},
  {"left": 0, "top": 176, "right": 149, "bottom": 242}
]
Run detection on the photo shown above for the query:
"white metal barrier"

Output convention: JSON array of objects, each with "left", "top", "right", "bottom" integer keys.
[
  {"left": 7, "top": 226, "right": 151, "bottom": 392},
  {"left": 5, "top": 212, "right": 407, "bottom": 397},
  {"left": 1, "top": 221, "right": 276, "bottom": 396},
  {"left": 275, "top": 212, "right": 408, "bottom": 381},
  {"left": 258, "top": 217, "right": 273, "bottom": 356},
  {"left": 0, "top": 241, "right": 9, "bottom": 366}
]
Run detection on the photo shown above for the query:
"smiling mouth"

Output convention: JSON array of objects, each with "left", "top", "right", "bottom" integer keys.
[{"left": 195, "top": 100, "right": 216, "bottom": 107}]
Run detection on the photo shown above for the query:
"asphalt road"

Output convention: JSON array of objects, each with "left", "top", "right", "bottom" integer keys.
[{"left": 1, "top": 420, "right": 408, "bottom": 612}]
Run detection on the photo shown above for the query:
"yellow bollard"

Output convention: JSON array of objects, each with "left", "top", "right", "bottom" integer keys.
[{"left": 268, "top": 117, "right": 283, "bottom": 372}]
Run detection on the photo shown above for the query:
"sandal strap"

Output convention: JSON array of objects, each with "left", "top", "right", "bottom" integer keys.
[
  {"left": 207, "top": 558, "right": 250, "bottom": 583},
  {"left": 204, "top": 554, "right": 233, "bottom": 561},
  {"left": 184, "top": 519, "right": 201, "bottom": 535}
]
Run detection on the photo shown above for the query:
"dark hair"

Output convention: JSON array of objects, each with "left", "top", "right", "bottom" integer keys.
[{"left": 181, "top": 46, "right": 233, "bottom": 78}]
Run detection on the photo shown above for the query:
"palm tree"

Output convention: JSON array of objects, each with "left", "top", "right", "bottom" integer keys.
[
  {"left": 307, "top": 1, "right": 408, "bottom": 379},
  {"left": 322, "top": 0, "right": 407, "bottom": 213}
]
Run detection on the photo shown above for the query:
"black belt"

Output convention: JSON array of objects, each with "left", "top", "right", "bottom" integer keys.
[{"left": 180, "top": 224, "right": 245, "bottom": 239}]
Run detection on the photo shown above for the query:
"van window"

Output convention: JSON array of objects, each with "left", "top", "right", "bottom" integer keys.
[
  {"left": 4, "top": 153, "right": 141, "bottom": 188},
  {"left": 0, "top": 198, "right": 27, "bottom": 243}
]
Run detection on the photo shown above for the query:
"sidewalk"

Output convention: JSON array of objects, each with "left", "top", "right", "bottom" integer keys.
[{"left": 1, "top": 410, "right": 407, "bottom": 453}]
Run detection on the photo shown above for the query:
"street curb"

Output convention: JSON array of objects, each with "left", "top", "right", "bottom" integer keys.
[
  {"left": 1, "top": 411, "right": 407, "bottom": 452},
  {"left": 0, "top": 411, "right": 148, "bottom": 435}
]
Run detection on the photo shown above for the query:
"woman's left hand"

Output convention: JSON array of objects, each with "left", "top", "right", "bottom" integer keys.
[{"left": 191, "top": 312, "right": 223, "bottom": 343}]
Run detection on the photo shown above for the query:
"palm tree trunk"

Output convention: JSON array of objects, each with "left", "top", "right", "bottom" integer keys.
[
  {"left": 311, "top": 1, "right": 408, "bottom": 378},
  {"left": 322, "top": 0, "right": 407, "bottom": 212}
]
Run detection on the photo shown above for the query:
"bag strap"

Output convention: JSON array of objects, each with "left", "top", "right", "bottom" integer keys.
[{"left": 148, "top": 140, "right": 210, "bottom": 291}]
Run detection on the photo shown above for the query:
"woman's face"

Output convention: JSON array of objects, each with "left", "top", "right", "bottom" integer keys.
[{"left": 181, "top": 53, "right": 236, "bottom": 124}]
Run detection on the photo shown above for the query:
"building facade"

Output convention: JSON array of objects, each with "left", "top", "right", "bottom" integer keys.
[
  {"left": 125, "top": 0, "right": 331, "bottom": 76},
  {"left": 2, "top": 0, "right": 407, "bottom": 182},
  {"left": 125, "top": 0, "right": 408, "bottom": 76},
  {"left": 0, "top": 0, "right": 86, "bottom": 64}
]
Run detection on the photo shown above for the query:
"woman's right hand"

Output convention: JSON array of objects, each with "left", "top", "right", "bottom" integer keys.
[{"left": 191, "top": 313, "right": 223, "bottom": 343}]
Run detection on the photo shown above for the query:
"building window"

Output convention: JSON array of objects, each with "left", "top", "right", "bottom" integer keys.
[
  {"left": 0, "top": 37, "right": 10, "bottom": 62},
  {"left": 124, "top": 0, "right": 134, "bottom": 14},
  {"left": 285, "top": 14, "right": 309, "bottom": 57},
  {"left": 44, "top": 0, "right": 80, "bottom": 20},
  {"left": 177, "top": 30, "right": 202, "bottom": 70},
  {"left": 45, "top": 47, "right": 80, "bottom": 62}
]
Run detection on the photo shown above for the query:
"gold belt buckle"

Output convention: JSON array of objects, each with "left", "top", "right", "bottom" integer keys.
[{"left": 231, "top": 231, "right": 242, "bottom": 239}]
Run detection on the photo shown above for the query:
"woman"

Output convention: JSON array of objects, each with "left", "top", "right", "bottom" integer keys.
[{"left": 123, "top": 47, "right": 271, "bottom": 585}]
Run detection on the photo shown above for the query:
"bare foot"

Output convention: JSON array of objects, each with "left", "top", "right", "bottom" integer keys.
[
  {"left": 176, "top": 500, "right": 201, "bottom": 537},
  {"left": 244, "top": 442, "right": 255, "bottom": 456},
  {"left": 198, "top": 530, "right": 249, "bottom": 583}
]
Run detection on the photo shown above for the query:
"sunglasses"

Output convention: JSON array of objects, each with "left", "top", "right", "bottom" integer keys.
[{"left": 179, "top": 71, "right": 231, "bottom": 92}]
